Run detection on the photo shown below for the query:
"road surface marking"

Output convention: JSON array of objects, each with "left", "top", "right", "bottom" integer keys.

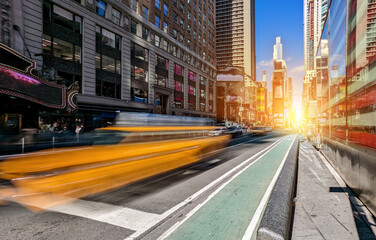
[
  {"left": 156, "top": 136, "right": 289, "bottom": 240},
  {"left": 126, "top": 136, "right": 285, "bottom": 240},
  {"left": 242, "top": 135, "right": 296, "bottom": 240},
  {"left": 47, "top": 198, "right": 161, "bottom": 231}
]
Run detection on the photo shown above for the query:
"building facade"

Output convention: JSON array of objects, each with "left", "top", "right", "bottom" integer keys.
[
  {"left": 316, "top": 0, "right": 376, "bottom": 216},
  {"left": 215, "top": 0, "right": 256, "bottom": 124},
  {"left": 1, "top": 0, "right": 217, "bottom": 131}
]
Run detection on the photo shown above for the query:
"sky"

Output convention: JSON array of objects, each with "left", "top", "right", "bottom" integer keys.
[{"left": 255, "top": 0, "right": 304, "bottom": 112}]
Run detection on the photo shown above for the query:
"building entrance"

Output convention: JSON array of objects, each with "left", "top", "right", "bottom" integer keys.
[{"left": 155, "top": 94, "right": 168, "bottom": 114}]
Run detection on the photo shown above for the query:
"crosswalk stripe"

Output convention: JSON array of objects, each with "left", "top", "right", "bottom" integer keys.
[{"left": 47, "top": 198, "right": 162, "bottom": 231}]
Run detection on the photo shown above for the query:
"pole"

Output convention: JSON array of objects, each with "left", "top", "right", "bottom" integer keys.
[{"left": 21, "top": 137, "right": 24, "bottom": 154}]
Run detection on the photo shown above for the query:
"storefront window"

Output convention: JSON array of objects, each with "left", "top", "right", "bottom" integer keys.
[
  {"left": 131, "top": 88, "right": 148, "bottom": 103},
  {"left": 174, "top": 96, "right": 183, "bottom": 108}
]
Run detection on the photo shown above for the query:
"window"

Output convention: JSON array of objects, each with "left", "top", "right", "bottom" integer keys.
[
  {"left": 131, "top": 0, "right": 138, "bottom": 12},
  {"left": 155, "top": 35, "right": 160, "bottom": 47},
  {"left": 155, "top": 74, "right": 168, "bottom": 87},
  {"left": 112, "top": 8, "right": 121, "bottom": 25},
  {"left": 179, "top": 35, "right": 184, "bottom": 44},
  {"left": 156, "top": 54, "right": 168, "bottom": 70},
  {"left": 98, "top": 27, "right": 121, "bottom": 49},
  {"left": 95, "top": 28, "right": 122, "bottom": 99},
  {"left": 49, "top": 5, "right": 82, "bottom": 34},
  {"left": 203, "top": 51, "right": 206, "bottom": 60},
  {"left": 188, "top": 71, "right": 195, "bottom": 81},
  {"left": 173, "top": 0, "right": 177, "bottom": 6},
  {"left": 174, "top": 80, "right": 183, "bottom": 92},
  {"left": 43, "top": 35, "right": 81, "bottom": 63},
  {"left": 163, "top": 21, "right": 168, "bottom": 33},
  {"left": 174, "top": 63, "right": 183, "bottom": 76},
  {"left": 163, "top": 40, "right": 168, "bottom": 51},
  {"left": 96, "top": 0, "right": 106, "bottom": 17},
  {"left": 180, "top": 19, "right": 184, "bottom": 28},
  {"left": 142, "top": 27, "right": 148, "bottom": 40},
  {"left": 131, "top": 65, "right": 148, "bottom": 82},
  {"left": 187, "top": 39, "right": 190, "bottom": 48},
  {"left": 102, "top": 55, "right": 120, "bottom": 74},
  {"left": 198, "top": 35, "right": 201, "bottom": 43},
  {"left": 131, "top": 20, "right": 137, "bottom": 34},
  {"left": 131, "top": 42, "right": 148, "bottom": 62},
  {"left": 141, "top": 5, "right": 148, "bottom": 20},
  {"left": 193, "top": 2, "right": 196, "bottom": 10},
  {"left": 189, "top": 85, "right": 196, "bottom": 95},
  {"left": 173, "top": 13, "right": 177, "bottom": 23},
  {"left": 187, "top": 25, "right": 191, "bottom": 33},
  {"left": 193, "top": 16, "right": 196, "bottom": 25},
  {"left": 180, "top": 3, "right": 184, "bottom": 12},
  {"left": 198, "top": 7, "right": 201, "bottom": 16},
  {"left": 163, "top": 4, "right": 168, "bottom": 16},
  {"left": 155, "top": 15, "right": 160, "bottom": 28},
  {"left": 96, "top": 80, "right": 121, "bottom": 99},
  {"left": 155, "top": 0, "right": 160, "bottom": 9},
  {"left": 173, "top": 30, "right": 177, "bottom": 39},
  {"left": 193, "top": 31, "right": 196, "bottom": 39}
]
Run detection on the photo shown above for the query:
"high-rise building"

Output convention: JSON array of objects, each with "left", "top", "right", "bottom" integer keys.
[
  {"left": 273, "top": 37, "right": 283, "bottom": 61},
  {"left": 272, "top": 37, "right": 287, "bottom": 127},
  {"left": 0, "top": 0, "right": 218, "bottom": 131},
  {"left": 215, "top": 0, "right": 256, "bottom": 79},
  {"left": 215, "top": 0, "right": 256, "bottom": 125},
  {"left": 304, "top": 0, "right": 322, "bottom": 72}
]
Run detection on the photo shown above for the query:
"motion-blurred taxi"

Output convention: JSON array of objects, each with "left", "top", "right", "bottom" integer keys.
[
  {"left": 0, "top": 113, "right": 230, "bottom": 211},
  {"left": 250, "top": 126, "right": 266, "bottom": 135}
]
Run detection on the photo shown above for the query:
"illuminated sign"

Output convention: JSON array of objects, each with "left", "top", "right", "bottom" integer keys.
[
  {"left": 0, "top": 67, "right": 66, "bottom": 108},
  {"left": 0, "top": 43, "right": 68, "bottom": 109}
]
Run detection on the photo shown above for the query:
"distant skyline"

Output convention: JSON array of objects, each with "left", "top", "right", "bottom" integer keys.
[{"left": 255, "top": 0, "right": 304, "bottom": 111}]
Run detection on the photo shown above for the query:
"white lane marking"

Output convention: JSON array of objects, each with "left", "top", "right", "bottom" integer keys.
[
  {"left": 182, "top": 170, "right": 199, "bottom": 175},
  {"left": 46, "top": 198, "right": 159, "bottom": 230},
  {"left": 155, "top": 137, "right": 289, "bottom": 240},
  {"left": 207, "top": 158, "right": 221, "bottom": 164},
  {"left": 126, "top": 135, "right": 284, "bottom": 240},
  {"left": 242, "top": 136, "right": 297, "bottom": 240},
  {"left": 317, "top": 151, "right": 376, "bottom": 236}
]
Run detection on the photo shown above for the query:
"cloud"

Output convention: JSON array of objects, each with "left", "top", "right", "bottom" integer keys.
[
  {"left": 290, "top": 65, "right": 304, "bottom": 73},
  {"left": 286, "top": 57, "right": 292, "bottom": 62},
  {"left": 256, "top": 60, "right": 273, "bottom": 69}
]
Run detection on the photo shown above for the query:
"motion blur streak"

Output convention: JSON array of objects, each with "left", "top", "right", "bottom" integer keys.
[{"left": 0, "top": 114, "right": 230, "bottom": 211}]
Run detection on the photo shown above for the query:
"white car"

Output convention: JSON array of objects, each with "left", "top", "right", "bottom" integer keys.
[{"left": 209, "top": 127, "right": 227, "bottom": 136}]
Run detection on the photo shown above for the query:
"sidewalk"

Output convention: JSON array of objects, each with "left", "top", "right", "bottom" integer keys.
[{"left": 292, "top": 141, "right": 376, "bottom": 240}]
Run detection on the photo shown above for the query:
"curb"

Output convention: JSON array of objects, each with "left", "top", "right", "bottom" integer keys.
[{"left": 257, "top": 137, "right": 299, "bottom": 240}]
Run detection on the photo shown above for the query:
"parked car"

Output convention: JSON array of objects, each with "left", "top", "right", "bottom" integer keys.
[{"left": 209, "top": 127, "right": 227, "bottom": 136}]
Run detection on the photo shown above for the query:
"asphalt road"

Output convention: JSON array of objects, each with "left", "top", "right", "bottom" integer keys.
[{"left": 0, "top": 132, "right": 294, "bottom": 240}]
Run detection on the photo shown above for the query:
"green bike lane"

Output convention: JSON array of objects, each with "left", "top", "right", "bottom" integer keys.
[{"left": 164, "top": 135, "right": 296, "bottom": 240}]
